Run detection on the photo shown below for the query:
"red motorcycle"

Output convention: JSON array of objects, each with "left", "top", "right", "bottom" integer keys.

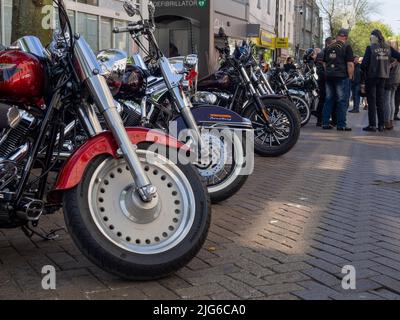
[{"left": 0, "top": 0, "right": 211, "bottom": 280}]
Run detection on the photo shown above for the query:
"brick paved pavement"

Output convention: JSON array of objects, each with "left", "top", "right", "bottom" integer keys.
[{"left": 1, "top": 112, "right": 400, "bottom": 300}]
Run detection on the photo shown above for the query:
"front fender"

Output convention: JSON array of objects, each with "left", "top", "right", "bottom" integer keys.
[{"left": 48, "top": 128, "right": 186, "bottom": 203}]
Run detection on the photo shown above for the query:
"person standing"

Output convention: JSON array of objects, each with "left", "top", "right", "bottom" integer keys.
[
  {"left": 322, "top": 29, "right": 354, "bottom": 131},
  {"left": 383, "top": 59, "right": 400, "bottom": 130},
  {"left": 361, "top": 29, "right": 400, "bottom": 132},
  {"left": 315, "top": 37, "right": 334, "bottom": 126},
  {"left": 284, "top": 57, "right": 296, "bottom": 73},
  {"left": 395, "top": 87, "right": 400, "bottom": 120},
  {"left": 349, "top": 56, "right": 362, "bottom": 113}
]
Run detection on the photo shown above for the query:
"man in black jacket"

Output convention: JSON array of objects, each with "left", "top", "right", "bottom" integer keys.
[
  {"left": 322, "top": 29, "right": 354, "bottom": 131},
  {"left": 361, "top": 29, "right": 400, "bottom": 132}
]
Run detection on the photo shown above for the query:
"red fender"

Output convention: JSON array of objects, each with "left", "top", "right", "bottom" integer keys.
[{"left": 48, "top": 128, "right": 187, "bottom": 203}]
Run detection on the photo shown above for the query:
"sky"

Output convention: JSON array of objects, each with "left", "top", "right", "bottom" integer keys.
[{"left": 374, "top": 0, "right": 400, "bottom": 34}]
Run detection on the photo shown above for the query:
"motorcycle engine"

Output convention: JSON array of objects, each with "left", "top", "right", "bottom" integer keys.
[
  {"left": 0, "top": 105, "right": 35, "bottom": 192},
  {"left": 121, "top": 101, "right": 142, "bottom": 127}
]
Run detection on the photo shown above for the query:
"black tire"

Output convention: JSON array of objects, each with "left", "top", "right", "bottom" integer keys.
[
  {"left": 209, "top": 173, "right": 248, "bottom": 204},
  {"left": 208, "top": 137, "right": 249, "bottom": 204},
  {"left": 243, "top": 98, "right": 301, "bottom": 157},
  {"left": 63, "top": 145, "right": 211, "bottom": 281},
  {"left": 291, "top": 95, "right": 311, "bottom": 127}
]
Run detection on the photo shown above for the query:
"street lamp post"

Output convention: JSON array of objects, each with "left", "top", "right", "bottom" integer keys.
[{"left": 294, "top": 3, "right": 304, "bottom": 62}]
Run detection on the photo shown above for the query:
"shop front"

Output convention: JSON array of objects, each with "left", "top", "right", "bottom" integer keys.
[
  {"left": 153, "top": 0, "right": 249, "bottom": 77},
  {"left": 248, "top": 24, "right": 275, "bottom": 64},
  {"left": 152, "top": 0, "right": 212, "bottom": 76}
]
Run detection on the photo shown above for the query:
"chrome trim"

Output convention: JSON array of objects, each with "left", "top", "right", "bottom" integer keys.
[
  {"left": 15, "top": 36, "right": 49, "bottom": 59},
  {"left": 9, "top": 143, "right": 30, "bottom": 162},
  {"left": 131, "top": 53, "right": 149, "bottom": 71},
  {"left": 77, "top": 104, "right": 103, "bottom": 137},
  {"left": 73, "top": 35, "right": 102, "bottom": 82}
]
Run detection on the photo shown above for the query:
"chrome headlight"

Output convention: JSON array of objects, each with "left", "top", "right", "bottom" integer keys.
[
  {"left": 192, "top": 92, "right": 218, "bottom": 105},
  {"left": 97, "top": 49, "right": 127, "bottom": 79},
  {"left": 184, "top": 54, "right": 198, "bottom": 69}
]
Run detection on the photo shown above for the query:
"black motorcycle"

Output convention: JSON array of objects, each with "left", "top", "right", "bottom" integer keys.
[
  {"left": 269, "top": 67, "right": 312, "bottom": 126},
  {"left": 195, "top": 40, "right": 301, "bottom": 157}
]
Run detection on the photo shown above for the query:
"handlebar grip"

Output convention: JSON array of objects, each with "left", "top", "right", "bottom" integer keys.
[{"left": 112, "top": 24, "right": 142, "bottom": 34}]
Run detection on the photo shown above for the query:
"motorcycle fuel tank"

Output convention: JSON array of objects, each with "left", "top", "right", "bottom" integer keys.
[
  {"left": 0, "top": 49, "right": 45, "bottom": 105},
  {"left": 197, "top": 71, "right": 233, "bottom": 91}
]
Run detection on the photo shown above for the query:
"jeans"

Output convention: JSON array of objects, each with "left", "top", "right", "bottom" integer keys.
[
  {"left": 323, "top": 78, "right": 350, "bottom": 128},
  {"left": 395, "top": 87, "right": 400, "bottom": 117},
  {"left": 316, "top": 77, "right": 326, "bottom": 124},
  {"left": 352, "top": 83, "right": 361, "bottom": 112},
  {"left": 384, "top": 85, "right": 398, "bottom": 122},
  {"left": 366, "top": 78, "right": 387, "bottom": 128}
]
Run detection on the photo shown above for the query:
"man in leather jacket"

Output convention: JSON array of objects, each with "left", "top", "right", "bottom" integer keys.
[
  {"left": 361, "top": 29, "right": 400, "bottom": 132},
  {"left": 322, "top": 29, "right": 354, "bottom": 131}
]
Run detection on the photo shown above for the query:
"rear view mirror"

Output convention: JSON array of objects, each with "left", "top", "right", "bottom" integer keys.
[{"left": 123, "top": 1, "right": 139, "bottom": 17}]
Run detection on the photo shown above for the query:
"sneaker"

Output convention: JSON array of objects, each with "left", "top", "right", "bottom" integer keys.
[
  {"left": 348, "top": 110, "right": 360, "bottom": 113},
  {"left": 363, "top": 126, "right": 377, "bottom": 132},
  {"left": 378, "top": 126, "right": 385, "bottom": 132}
]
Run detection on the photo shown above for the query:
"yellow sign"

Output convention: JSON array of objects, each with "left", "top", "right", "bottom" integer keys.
[
  {"left": 274, "top": 37, "right": 289, "bottom": 49},
  {"left": 250, "top": 30, "right": 275, "bottom": 49},
  {"left": 260, "top": 31, "right": 275, "bottom": 49}
]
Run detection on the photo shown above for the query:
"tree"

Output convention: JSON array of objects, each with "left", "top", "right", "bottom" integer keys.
[
  {"left": 12, "top": 0, "right": 53, "bottom": 44},
  {"left": 317, "top": 0, "right": 376, "bottom": 37},
  {"left": 348, "top": 20, "right": 394, "bottom": 56}
]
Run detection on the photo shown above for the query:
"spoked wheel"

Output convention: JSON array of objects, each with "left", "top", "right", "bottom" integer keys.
[
  {"left": 243, "top": 99, "right": 301, "bottom": 157},
  {"left": 63, "top": 145, "right": 211, "bottom": 280},
  {"left": 195, "top": 129, "right": 249, "bottom": 203},
  {"left": 291, "top": 95, "right": 311, "bottom": 127}
]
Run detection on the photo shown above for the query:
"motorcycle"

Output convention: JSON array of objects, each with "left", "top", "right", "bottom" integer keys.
[
  {"left": 196, "top": 39, "right": 301, "bottom": 157},
  {"left": 269, "top": 68, "right": 311, "bottom": 126},
  {"left": 100, "top": 3, "right": 254, "bottom": 204},
  {"left": 0, "top": 0, "right": 211, "bottom": 280}
]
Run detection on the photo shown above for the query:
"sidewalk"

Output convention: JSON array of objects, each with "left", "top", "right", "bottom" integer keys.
[{"left": 1, "top": 111, "right": 400, "bottom": 300}]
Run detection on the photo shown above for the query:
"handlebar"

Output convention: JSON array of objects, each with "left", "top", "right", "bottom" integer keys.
[{"left": 113, "top": 23, "right": 144, "bottom": 34}]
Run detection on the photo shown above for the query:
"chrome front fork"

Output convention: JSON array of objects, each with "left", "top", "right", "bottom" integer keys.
[
  {"left": 159, "top": 57, "right": 205, "bottom": 150},
  {"left": 86, "top": 75, "right": 156, "bottom": 201},
  {"left": 73, "top": 35, "right": 156, "bottom": 202}
]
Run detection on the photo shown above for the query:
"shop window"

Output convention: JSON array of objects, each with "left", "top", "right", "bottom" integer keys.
[
  {"left": 77, "top": 0, "right": 99, "bottom": 6},
  {"left": 115, "top": 20, "right": 128, "bottom": 53},
  {"left": 78, "top": 12, "right": 99, "bottom": 52},
  {"left": 3, "top": 0, "right": 12, "bottom": 45},
  {"left": 100, "top": 18, "right": 112, "bottom": 50}
]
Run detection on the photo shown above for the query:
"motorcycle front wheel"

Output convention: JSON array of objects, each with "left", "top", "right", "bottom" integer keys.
[
  {"left": 291, "top": 95, "right": 311, "bottom": 127},
  {"left": 63, "top": 144, "right": 211, "bottom": 280},
  {"left": 195, "top": 129, "right": 249, "bottom": 204},
  {"left": 243, "top": 99, "right": 301, "bottom": 157}
]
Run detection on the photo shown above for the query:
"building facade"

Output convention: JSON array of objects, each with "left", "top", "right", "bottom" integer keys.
[
  {"left": 275, "top": 0, "right": 296, "bottom": 61},
  {"left": 247, "top": 0, "right": 276, "bottom": 63},
  {"left": 0, "top": 0, "right": 142, "bottom": 54},
  {"left": 293, "top": 0, "right": 323, "bottom": 61}
]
